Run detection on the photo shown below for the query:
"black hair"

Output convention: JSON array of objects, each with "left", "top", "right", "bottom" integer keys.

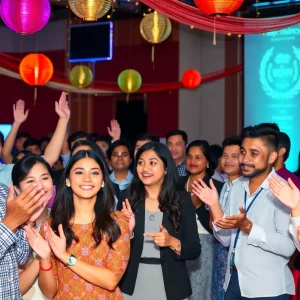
[
  {"left": 278, "top": 132, "right": 291, "bottom": 162},
  {"left": 130, "top": 142, "right": 182, "bottom": 232},
  {"left": 71, "top": 140, "right": 109, "bottom": 172},
  {"left": 0, "top": 132, "right": 4, "bottom": 147},
  {"left": 135, "top": 132, "right": 159, "bottom": 144},
  {"left": 40, "top": 136, "right": 51, "bottom": 144},
  {"left": 107, "top": 139, "right": 133, "bottom": 160},
  {"left": 12, "top": 154, "right": 53, "bottom": 188},
  {"left": 166, "top": 130, "right": 188, "bottom": 145},
  {"left": 51, "top": 150, "right": 120, "bottom": 249},
  {"left": 23, "top": 138, "right": 41, "bottom": 150},
  {"left": 94, "top": 135, "right": 112, "bottom": 148},
  {"left": 16, "top": 132, "right": 31, "bottom": 140},
  {"left": 67, "top": 131, "right": 93, "bottom": 151},
  {"left": 242, "top": 123, "right": 280, "bottom": 151},
  {"left": 210, "top": 144, "right": 223, "bottom": 169},
  {"left": 186, "top": 140, "right": 215, "bottom": 177},
  {"left": 222, "top": 136, "right": 242, "bottom": 149},
  {"left": 12, "top": 150, "right": 32, "bottom": 164}
]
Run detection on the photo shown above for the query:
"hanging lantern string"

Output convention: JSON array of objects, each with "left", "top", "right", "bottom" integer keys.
[
  {"left": 34, "top": 87, "right": 37, "bottom": 105},
  {"left": 152, "top": 45, "right": 155, "bottom": 69},
  {"left": 213, "top": 17, "right": 217, "bottom": 46}
]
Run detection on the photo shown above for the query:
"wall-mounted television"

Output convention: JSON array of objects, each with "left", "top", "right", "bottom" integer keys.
[{"left": 69, "top": 22, "right": 113, "bottom": 63}]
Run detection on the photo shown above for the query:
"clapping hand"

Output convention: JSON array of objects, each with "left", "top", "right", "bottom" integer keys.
[
  {"left": 45, "top": 223, "right": 68, "bottom": 263},
  {"left": 13, "top": 100, "right": 29, "bottom": 124},
  {"left": 121, "top": 199, "right": 135, "bottom": 233},
  {"left": 214, "top": 206, "right": 248, "bottom": 229},
  {"left": 107, "top": 120, "right": 121, "bottom": 142},
  {"left": 24, "top": 225, "right": 51, "bottom": 259},
  {"left": 269, "top": 175, "right": 300, "bottom": 210},
  {"left": 191, "top": 179, "right": 219, "bottom": 207},
  {"left": 55, "top": 92, "right": 70, "bottom": 120}
]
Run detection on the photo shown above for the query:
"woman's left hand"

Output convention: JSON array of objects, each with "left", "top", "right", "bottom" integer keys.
[
  {"left": 28, "top": 192, "right": 50, "bottom": 223},
  {"left": 144, "top": 224, "right": 173, "bottom": 247},
  {"left": 45, "top": 223, "right": 68, "bottom": 263}
]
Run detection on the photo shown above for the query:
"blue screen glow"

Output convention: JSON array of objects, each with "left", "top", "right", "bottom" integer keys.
[{"left": 245, "top": 24, "right": 300, "bottom": 171}]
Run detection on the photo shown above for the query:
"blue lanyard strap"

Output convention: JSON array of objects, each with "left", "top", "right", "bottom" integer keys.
[{"left": 232, "top": 188, "right": 263, "bottom": 250}]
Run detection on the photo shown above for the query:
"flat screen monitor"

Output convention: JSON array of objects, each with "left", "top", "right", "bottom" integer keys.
[
  {"left": 69, "top": 22, "right": 113, "bottom": 62},
  {"left": 0, "top": 124, "right": 12, "bottom": 139}
]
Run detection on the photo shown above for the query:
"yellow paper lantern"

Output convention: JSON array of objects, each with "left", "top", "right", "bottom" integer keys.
[
  {"left": 68, "top": 0, "right": 111, "bottom": 21},
  {"left": 140, "top": 11, "right": 172, "bottom": 44},
  {"left": 118, "top": 69, "right": 142, "bottom": 93},
  {"left": 69, "top": 65, "right": 93, "bottom": 88},
  {"left": 140, "top": 11, "right": 171, "bottom": 64}
]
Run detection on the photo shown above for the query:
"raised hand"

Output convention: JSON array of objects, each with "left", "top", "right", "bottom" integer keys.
[
  {"left": 191, "top": 179, "right": 219, "bottom": 207},
  {"left": 214, "top": 206, "right": 248, "bottom": 230},
  {"left": 2, "top": 184, "right": 46, "bottom": 231},
  {"left": 45, "top": 224, "right": 68, "bottom": 263},
  {"left": 144, "top": 224, "right": 173, "bottom": 247},
  {"left": 24, "top": 225, "right": 51, "bottom": 259},
  {"left": 28, "top": 190, "right": 51, "bottom": 223},
  {"left": 107, "top": 120, "right": 121, "bottom": 141},
  {"left": 122, "top": 199, "right": 135, "bottom": 233},
  {"left": 13, "top": 99, "right": 29, "bottom": 124},
  {"left": 55, "top": 92, "right": 70, "bottom": 120},
  {"left": 269, "top": 175, "right": 300, "bottom": 210}
]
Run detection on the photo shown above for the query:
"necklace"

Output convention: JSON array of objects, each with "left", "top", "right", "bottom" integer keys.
[{"left": 149, "top": 211, "right": 158, "bottom": 221}]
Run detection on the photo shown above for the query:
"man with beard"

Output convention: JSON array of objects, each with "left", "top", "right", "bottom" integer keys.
[{"left": 192, "top": 123, "right": 295, "bottom": 299}]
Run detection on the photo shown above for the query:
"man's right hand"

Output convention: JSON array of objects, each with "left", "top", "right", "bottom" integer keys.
[{"left": 2, "top": 184, "right": 45, "bottom": 232}]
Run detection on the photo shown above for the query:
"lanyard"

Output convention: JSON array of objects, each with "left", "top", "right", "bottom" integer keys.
[{"left": 232, "top": 188, "right": 263, "bottom": 250}]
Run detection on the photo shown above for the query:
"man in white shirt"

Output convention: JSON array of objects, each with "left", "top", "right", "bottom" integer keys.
[{"left": 192, "top": 123, "right": 295, "bottom": 299}]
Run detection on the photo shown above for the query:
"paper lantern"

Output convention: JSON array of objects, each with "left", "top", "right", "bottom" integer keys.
[
  {"left": 140, "top": 11, "right": 172, "bottom": 44},
  {"left": 118, "top": 69, "right": 142, "bottom": 94},
  {"left": 69, "top": 65, "right": 93, "bottom": 88},
  {"left": 194, "top": 0, "right": 243, "bottom": 16},
  {"left": 182, "top": 70, "right": 202, "bottom": 89},
  {"left": 1, "top": 0, "right": 51, "bottom": 34},
  {"left": 69, "top": 0, "right": 111, "bottom": 21},
  {"left": 19, "top": 54, "right": 53, "bottom": 86}
]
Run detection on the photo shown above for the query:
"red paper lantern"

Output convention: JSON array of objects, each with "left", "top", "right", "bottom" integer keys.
[
  {"left": 182, "top": 69, "right": 201, "bottom": 89},
  {"left": 19, "top": 54, "right": 53, "bottom": 86},
  {"left": 194, "top": 0, "right": 243, "bottom": 16}
]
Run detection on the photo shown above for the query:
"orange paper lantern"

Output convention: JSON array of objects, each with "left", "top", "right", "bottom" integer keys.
[
  {"left": 182, "top": 69, "right": 201, "bottom": 89},
  {"left": 194, "top": 0, "right": 243, "bottom": 16},
  {"left": 19, "top": 53, "right": 53, "bottom": 86}
]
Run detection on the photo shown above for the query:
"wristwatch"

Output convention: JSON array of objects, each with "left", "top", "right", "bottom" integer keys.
[{"left": 67, "top": 254, "right": 76, "bottom": 267}]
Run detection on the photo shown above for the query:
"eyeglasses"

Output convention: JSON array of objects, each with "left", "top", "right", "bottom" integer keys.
[{"left": 112, "top": 152, "right": 130, "bottom": 158}]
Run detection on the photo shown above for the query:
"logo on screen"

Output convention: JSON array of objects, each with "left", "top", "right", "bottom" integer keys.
[{"left": 259, "top": 46, "right": 300, "bottom": 100}]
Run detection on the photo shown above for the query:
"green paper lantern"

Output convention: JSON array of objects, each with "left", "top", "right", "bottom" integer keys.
[
  {"left": 118, "top": 69, "right": 142, "bottom": 94},
  {"left": 69, "top": 65, "right": 93, "bottom": 88}
]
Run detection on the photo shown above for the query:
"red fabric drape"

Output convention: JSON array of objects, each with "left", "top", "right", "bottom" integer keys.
[
  {"left": 139, "top": 0, "right": 300, "bottom": 34},
  {"left": 0, "top": 52, "right": 243, "bottom": 93}
]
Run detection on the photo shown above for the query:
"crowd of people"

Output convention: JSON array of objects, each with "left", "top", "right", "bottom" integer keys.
[{"left": 1, "top": 91, "right": 300, "bottom": 300}]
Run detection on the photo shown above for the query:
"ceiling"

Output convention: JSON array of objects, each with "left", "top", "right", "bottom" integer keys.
[{"left": 19, "top": 0, "right": 300, "bottom": 21}]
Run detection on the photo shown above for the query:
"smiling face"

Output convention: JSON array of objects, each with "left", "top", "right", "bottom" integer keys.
[
  {"left": 17, "top": 162, "right": 53, "bottom": 200},
  {"left": 137, "top": 149, "right": 166, "bottom": 187},
  {"left": 221, "top": 145, "right": 241, "bottom": 177},
  {"left": 110, "top": 145, "right": 132, "bottom": 172},
  {"left": 239, "top": 137, "right": 277, "bottom": 179},
  {"left": 167, "top": 135, "right": 186, "bottom": 163},
  {"left": 68, "top": 157, "right": 103, "bottom": 200},
  {"left": 186, "top": 146, "right": 208, "bottom": 176}
]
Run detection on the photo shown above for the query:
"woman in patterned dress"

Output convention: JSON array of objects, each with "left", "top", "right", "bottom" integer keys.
[{"left": 25, "top": 149, "right": 130, "bottom": 299}]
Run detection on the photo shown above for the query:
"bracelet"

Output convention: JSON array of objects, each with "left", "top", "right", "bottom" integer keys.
[{"left": 39, "top": 262, "right": 52, "bottom": 271}]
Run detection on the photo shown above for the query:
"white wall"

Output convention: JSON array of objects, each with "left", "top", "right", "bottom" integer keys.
[
  {"left": 0, "top": 20, "right": 67, "bottom": 52},
  {"left": 179, "top": 24, "right": 225, "bottom": 145}
]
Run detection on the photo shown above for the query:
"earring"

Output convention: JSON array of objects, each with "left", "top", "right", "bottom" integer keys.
[
  {"left": 66, "top": 180, "right": 70, "bottom": 187},
  {"left": 164, "top": 170, "right": 167, "bottom": 174},
  {"left": 101, "top": 181, "right": 105, "bottom": 188}
]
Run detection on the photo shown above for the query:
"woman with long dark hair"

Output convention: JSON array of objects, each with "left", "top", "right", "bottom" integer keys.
[
  {"left": 178, "top": 140, "right": 223, "bottom": 300},
  {"left": 119, "top": 142, "right": 200, "bottom": 300},
  {"left": 25, "top": 150, "right": 130, "bottom": 299},
  {"left": 11, "top": 154, "right": 55, "bottom": 299}
]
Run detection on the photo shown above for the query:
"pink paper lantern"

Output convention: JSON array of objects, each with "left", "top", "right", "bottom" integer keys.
[{"left": 1, "top": 0, "right": 51, "bottom": 35}]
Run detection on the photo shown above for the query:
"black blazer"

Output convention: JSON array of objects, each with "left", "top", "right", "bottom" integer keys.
[
  {"left": 117, "top": 190, "right": 201, "bottom": 300},
  {"left": 178, "top": 175, "right": 223, "bottom": 234}
]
